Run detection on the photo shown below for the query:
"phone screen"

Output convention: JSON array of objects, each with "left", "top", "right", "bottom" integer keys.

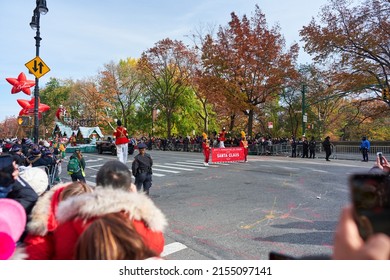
[{"left": 350, "top": 174, "right": 390, "bottom": 240}]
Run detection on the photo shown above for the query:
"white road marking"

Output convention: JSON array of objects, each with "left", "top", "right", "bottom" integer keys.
[
  {"left": 281, "top": 166, "right": 300, "bottom": 170},
  {"left": 183, "top": 160, "right": 219, "bottom": 168},
  {"left": 161, "top": 242, "right": 187, "bottom": 257},
  {"left": 165, "top": 163, "right": 206, "bottom": 169},
  {"left": 176, "top": 161, "right": 206, "bottom": 166},
  {"left": 154, "top": 164, "right": 194, "bottom": 171},
  {"left": 210, "top": 162, "right": 230, "bottom": 166},
  {"left": 310, "top": 169, "right": 329, "bottom": 173},
  {"left": 184, "top": 160, "right": 206, "bottom": 163},
  {"left": 85, "top": 158, "right": 103, "bottom": 162},
  {"left": 86, "top": 164, "right": 104, "bottom": 168},
  {"left": 153, "top": 173, "right": 166, "bottom": 177},
  {"left": 153, "top": 168, "right": 180, "bottom": 174}
]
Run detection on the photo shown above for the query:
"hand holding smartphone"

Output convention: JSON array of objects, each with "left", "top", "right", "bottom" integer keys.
[
  {"left": 350, "top": 173, "right": 390, "bottom": 240},
  {"left": 377, "top": 152, "right": 384, "bottom": 166}
]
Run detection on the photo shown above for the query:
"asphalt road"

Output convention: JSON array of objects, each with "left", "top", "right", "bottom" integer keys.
[{"left": 60, "top": 150, "right": 373, "bottom": 260}]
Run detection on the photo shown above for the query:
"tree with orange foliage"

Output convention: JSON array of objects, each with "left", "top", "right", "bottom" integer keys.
[
  {"left": 72, "top": 79, "right": 111, "bottom": 128},
  {"left": 300, "top": 0, "right": 390, "bottom": 105},
  {"left": 201, "top": 5, "right": 299, "bottom": 137},
  {"left": 0, "top": 117, "right": 20, "bottom": 139}
]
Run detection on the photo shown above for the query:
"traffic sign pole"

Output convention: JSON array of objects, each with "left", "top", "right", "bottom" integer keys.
[{"left": 302, "top": 84, "right": 306, "bottom": 136}]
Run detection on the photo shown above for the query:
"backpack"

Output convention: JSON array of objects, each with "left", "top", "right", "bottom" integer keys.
[{"left": 67, "top": 157, "right": 81, "bottom": 174}]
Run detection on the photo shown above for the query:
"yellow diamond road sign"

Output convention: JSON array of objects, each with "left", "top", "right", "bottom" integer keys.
[{"left": 25, "top": 56, "right": 50, "bottom": 79}]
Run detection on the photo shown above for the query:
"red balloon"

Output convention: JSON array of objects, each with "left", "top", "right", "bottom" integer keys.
[
  {"left": 6, "top": 72, "right": 35, "bottom": 95},
  {"left": 17, "top": 97, "right": 50, "bottom": 117}
]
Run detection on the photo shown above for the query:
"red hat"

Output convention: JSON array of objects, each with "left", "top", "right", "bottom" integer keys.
[{"left": 0, "top": 199, "right": 26, "bottom": 259}]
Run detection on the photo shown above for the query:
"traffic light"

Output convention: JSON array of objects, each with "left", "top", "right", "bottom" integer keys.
[
  {"left": 17, "top": 116, "right": 30, "bottom": 126},
  {"left": 382, "top": 88, "right": 389, "bottom": 101}
]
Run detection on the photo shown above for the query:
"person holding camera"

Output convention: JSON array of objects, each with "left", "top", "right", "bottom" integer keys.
[
  {"left": 333, "top": 205, "right": 390, "bottom": 259},
  {"left": 332, "top": 153, "right": 390, "bottom": 260}
]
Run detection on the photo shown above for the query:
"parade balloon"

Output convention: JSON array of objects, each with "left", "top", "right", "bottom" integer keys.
[
  {"left": 6, "top": 72, "right": 35, "bottom": 95},
  {"left": 17, "top": 98, "right": 50, "bottom": 116}
]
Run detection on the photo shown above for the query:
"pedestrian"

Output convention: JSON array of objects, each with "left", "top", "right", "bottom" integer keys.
[
  {"left": 67, "top": 148, "right": 86, "bottom": 183},
  {"left": 9, "top": 144, "right": 27, "bottom": 166},
  {"left": 239, "top": 131, "right": 249, "bottom": 162},
  {"left": 301, "top": 136, "right": 309, "bottom": 158},
  {"left": 0, "top": 155, "right": 38, "bottom": 218},
  {"left": 322, "top": 136, "right": 333, "bottom": 161},
  {"left": 131, "top": 143, "right": 153, "bottom": 195},
  {"left": 360, "top": 136, "right": 370, "bottom": 162},
  {"left": 309, "top": 136, "right": 316, "bottom": 158},
  {"left": 0, "top": 155, "right": 38, "bottom": 244},
  {"left": 202, "top": 132, "right": 210, "bottom": 166},
  {"left": 162, "top": 138, "right": 167, "bottom": 151},
  {"left": 39, "top": 160, "right": 166, "bottom": 259},
  {"left": 113, "top": 120, "right": 129, "bottom": 165},
  {"left": 24, "top": 182, "right": 93, "bottom": 259},
  {"left": 218, "top": 127, "right": 227, "bottom": 148},
  {"left": 290, "top": 137, "right": 297, "bottom": 158}
]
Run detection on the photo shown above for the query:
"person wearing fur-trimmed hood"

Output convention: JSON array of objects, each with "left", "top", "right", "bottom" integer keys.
[
  {"left": 26, "top": 160, "right": 167, "bottom": 259},
  {"left": 24, "top": 182, "right": 93, "bottom": 259}
]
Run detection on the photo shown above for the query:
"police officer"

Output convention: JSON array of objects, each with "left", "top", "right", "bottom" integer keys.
[{"left": 131, "top": 143, "right": 153, "bottom": 195}]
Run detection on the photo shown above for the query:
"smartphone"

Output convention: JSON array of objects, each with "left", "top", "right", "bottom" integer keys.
[
  {"left": 350, "top": 173, "right": 390, "bottom": 240},
  {"left": 377, "top": 152, "right": 384, "bottom": 165}
]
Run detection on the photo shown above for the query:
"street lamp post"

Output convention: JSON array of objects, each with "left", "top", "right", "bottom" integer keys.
[
  {"left": 301, "top": 84, "right": 307, "bottom": 137},
  {"left": 29, "top": 0, "right": 48, "bottom": 144}
]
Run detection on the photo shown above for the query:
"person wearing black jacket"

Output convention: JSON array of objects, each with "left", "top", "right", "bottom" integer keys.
[
  {"left": 301, "top": 136, "right": 309, "bottom": 158},
  {"left": 0, "top": 155, "right": 38, "bottom": 217},
  {"left": 322, "top": 136, "right": 333, "bottom": 161},
  {"left": 132, "top": 143, "right": 153, "bottom": 195},
  {"left": 309, "top": 136, "right": 316, "bottom": 158},
  {"left": 290, "top": 137, "right": 297, "bottom": 158},
  {"left": 0, "top": 154, "right": 38, "bottom": 242}
]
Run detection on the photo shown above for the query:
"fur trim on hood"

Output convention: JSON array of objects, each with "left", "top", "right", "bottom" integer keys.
[
  {"left": 27, "top": 183, "right": 71, "bottom": 236},
  {"left": 56, "top": 188, "right": 167, "bottom": 232}
]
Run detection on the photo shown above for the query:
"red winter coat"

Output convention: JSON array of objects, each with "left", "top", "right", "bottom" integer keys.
[
  {"left": 24, "top": 184, "right": 70, "bottom": 260},
  {"left": 27, "top": 188, "right": 167, "bottom": 260}
]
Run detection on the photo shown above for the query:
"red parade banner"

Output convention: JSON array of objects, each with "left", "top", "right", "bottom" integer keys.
[{"left": 211, "top": 147, "right": 245, "bottom": 163}]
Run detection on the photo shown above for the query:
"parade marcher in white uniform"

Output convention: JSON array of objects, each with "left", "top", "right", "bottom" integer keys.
[{"left": 113, "top": 120, "right": 129, "bottom": 164}]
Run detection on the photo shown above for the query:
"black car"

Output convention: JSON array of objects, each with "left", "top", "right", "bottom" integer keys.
[{"left": 96, "top": 136, "right": 134, "bottom": 155}]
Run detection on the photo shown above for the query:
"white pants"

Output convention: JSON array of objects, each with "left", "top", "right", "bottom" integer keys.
[
  {"left": 219, "top": 141, "right": 225, "bottom": 148},
  {"left": 116, "top": 143, "right": 128, "bottom": 164}
]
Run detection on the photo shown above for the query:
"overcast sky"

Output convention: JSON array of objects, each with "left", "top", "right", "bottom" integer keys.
[{"left": 0, "top": 0, "right": 333, "bottom": 122}]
